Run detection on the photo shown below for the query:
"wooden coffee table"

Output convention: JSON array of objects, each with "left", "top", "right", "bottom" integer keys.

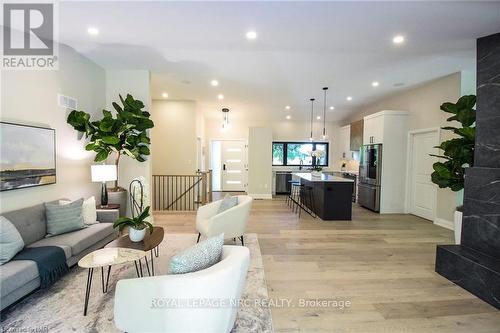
[{"left": 105, "top": 226, "right": 164, "bottom": 276}]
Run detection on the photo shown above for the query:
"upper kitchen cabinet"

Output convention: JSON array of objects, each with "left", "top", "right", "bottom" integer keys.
[
  {"left": 363, "top": 110, "right": 408, "bottom": 145},
  {"left": 340, "top": 125, "right": 351, "bottom": 158},
  {"left": 349, "top": 120, "right": 363, "bottom": 151}
]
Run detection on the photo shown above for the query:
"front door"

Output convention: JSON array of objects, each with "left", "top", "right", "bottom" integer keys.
[
  {"left": 221, "top": 140, "right": 246, "bottom": 191},
  {"left": 409, "top": 130, "right": 438, "bottom": 221}
]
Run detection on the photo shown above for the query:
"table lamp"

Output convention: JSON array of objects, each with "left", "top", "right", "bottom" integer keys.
[{"left": 91, "top": 165, "right": 117, "bottom": 207}]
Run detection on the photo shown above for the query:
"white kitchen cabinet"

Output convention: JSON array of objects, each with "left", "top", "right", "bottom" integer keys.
[
  {"left": 340, "top": 125, "right": 351, "bottom": 158},
  {"left": 363, "top": 113, "right": 385, "bottom": 144},
  {"left": 362, "top": 110, "right": 409, "bottom": 214}
]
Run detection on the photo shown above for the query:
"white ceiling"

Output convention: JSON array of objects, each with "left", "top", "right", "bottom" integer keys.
[{"left": 59, "top": 1, "right": 500, "bottom": 121}]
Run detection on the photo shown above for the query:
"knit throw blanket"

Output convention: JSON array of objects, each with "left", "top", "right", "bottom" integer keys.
[{"left": 12, "top": 246, "right": 69, "bottom": 289}]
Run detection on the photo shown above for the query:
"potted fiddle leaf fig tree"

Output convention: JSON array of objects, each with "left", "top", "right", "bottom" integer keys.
[
  {"left": 430, "top": 95, "right": 476, "bottom": 244},
  {"left": 67, "top": 94, "right": 154, "bottom": 212}
]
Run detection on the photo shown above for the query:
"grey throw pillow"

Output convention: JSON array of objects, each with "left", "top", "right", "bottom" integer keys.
[
  {"left": 0, "top": 216, "right": 25, "bottom": 265},
  {"left": 45, "top": 198, "right": 86, "bottom": 237},
  {"left": 217, "top": 195, "right": 238, "bottom": 214},
  {"left": 168, "top": 234, "right": 224, "bottom": 274}
]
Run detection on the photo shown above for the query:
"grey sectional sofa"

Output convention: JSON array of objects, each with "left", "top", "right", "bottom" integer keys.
[{"left": 0, "top": 201, "right": 119, "bottom": 311}]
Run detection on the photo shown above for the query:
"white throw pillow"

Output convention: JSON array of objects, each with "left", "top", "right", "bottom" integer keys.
[
  {"left": 0, "top": 216, "right": 25, "bottom": 265},
  {"left": 59, "top": 197, "right": 98, "bottom": 225}
]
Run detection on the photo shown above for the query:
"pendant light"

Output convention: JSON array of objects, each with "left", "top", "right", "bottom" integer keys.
[
  {"left": 309, "top": 98, "right": 315, "bottom": 141},
  {"left": 322, "top": 87, "right": 328, "bottom": 140},
  {"left": 221, "top": 108, "right": 230, "bottom": 129}
]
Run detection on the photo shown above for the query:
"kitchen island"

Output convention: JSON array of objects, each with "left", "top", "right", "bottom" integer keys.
[{"left": 293, "top": 173, "right": 354, "bottom": 220}]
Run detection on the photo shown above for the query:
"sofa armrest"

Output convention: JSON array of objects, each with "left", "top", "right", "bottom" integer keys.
[{"left": 96, "top": 209, "right": 119, "bottom": 223}]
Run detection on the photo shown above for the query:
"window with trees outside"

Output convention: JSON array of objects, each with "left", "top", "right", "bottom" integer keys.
[{"left": 272, "top": 142, "right": 329, "bottom": 166}]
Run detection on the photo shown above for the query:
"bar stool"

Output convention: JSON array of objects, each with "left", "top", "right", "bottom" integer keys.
[
  {"left": 286, "top": 181, "right": 300, "bottom": 206},
  {"left": 298, "top": 185, "right": 317, "bottom": 218},
  {"left": 289, "top": 183, "right": 302, "bottom": 212}
]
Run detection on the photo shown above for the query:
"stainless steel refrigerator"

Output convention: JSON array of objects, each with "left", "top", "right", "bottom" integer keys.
[{"left": 358, "top": 144, "right": 382, "bottom": 212}]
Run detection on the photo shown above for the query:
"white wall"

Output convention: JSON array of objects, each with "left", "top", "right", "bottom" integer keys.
[
  {"left": 105, "top": 70, "right": 152, "bottom": 216},
  {"left": 343, "top": 72, "right": 474, "bottom": 224},
  {"left": 151, "top": 100, "right": 198, "bottom": 175},
  {"left": 247, "top": 127, "right": 273, "bottom": 199},
  {"left": 0, "top": 44, "right": 106, "bottom": 213}
]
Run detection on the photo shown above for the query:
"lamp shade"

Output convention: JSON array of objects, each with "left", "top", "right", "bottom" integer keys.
[{"left": 91, "top": 165, "right": 117, "bottom": 182}]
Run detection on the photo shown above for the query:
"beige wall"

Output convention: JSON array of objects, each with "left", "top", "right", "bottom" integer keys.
[
  {"left": 0, "top": 44, "right": 106, "bottom": 212},
  {"left": 343, "top": 72, "right": 472, "bottom": 223},
  {"left": 151, "top": 100, "right": 198, "bottom": 175}
]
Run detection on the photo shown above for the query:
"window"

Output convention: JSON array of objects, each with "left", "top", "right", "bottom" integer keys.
[{"left": 272, "top": 142, "right": 329, "bottom": 166}]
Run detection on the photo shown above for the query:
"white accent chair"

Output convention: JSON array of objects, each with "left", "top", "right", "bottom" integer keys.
[
  {"left": 114, "top": 245, "right": 250, "bottom": 333},
  {"left": 196, "top": 195, "right": 253, "bottom": 246}
]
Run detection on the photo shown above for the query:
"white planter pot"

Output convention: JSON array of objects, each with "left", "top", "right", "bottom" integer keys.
[
  {"left": 454, "top": 210, "right": 463, "bottom": 245},
  {"left": 311, "top": 171, "right": 322, "bottom": 178},
  {"left": 129, "top": 227, "right": 146, "bottom": 242}
]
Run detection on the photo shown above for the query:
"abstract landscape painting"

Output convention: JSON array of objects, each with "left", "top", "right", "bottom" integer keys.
[{"left": 0, "top": 122, "right": 56, "bottom": 191}]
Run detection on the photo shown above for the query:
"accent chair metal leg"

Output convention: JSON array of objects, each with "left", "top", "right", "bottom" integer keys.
[
  {"left": 239, "top": 235, "right": 244, "bottom": 246},
  {"left": 197, "top": 233, "right": 201, "bottom": 243}
]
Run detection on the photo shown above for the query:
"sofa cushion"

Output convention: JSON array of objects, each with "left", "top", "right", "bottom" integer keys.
[
  {"left": 27, "top": 240, "right": 72, "bottom": 260},
  {"left": 0, "top": 216, "right": 25, "bottom": 265},
  {"left": 168, "top": 233, "right": 224, "bottom": 274},
  {"left": 45, "top": 199, "right": 86, "bottom": 237},
  {"left": 60, "top": 197, "right": 98, "bottom": 225},
  {"left": 0, "top": 260, "right": 39, "bottom": 298},
  {"left": 33, "top": 223, "right": 115, "bottom": 256},
  {"left": 2, "top": 203, "right": 47, "bottom": 246}
]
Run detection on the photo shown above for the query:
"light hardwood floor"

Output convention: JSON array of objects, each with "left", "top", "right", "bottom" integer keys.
[{"left": 154, "top": 195, "right": 500, "bottom": 333}]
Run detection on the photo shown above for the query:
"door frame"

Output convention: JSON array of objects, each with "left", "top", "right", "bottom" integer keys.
[
  {"left": 209, "top": 138, "right": 248, "bottom": 192},
  {"left": 404, "top": 127, "right": 440, "bottom": 220}
]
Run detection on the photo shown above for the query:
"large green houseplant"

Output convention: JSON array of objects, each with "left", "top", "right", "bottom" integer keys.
[
  {"left": 430, "top": 94, "right": 475, "bottom": 245},
  {"left": 67, "top": 94, "right": 154, "bottom": 191},
  {"left": 431, "top": 95, "right": 476, "bottom": 193}
]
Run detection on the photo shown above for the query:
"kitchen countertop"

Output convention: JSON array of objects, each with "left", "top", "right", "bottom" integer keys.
[{"left": 293, "top": 172, "right": 355, "bottom": 183}]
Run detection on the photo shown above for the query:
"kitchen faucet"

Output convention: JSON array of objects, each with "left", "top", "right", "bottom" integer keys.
[{"left": 299, "top": 159, "right": 303, "bottom": 170}]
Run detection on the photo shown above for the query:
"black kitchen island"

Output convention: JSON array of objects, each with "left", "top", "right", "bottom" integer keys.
[{"left": 293, "top": 173, "right": 354, "bottom": 220}]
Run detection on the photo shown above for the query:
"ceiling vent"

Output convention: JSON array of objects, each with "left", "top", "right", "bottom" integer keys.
[{"left": 57, "top": 94, "right": 78, "bottom": 110}]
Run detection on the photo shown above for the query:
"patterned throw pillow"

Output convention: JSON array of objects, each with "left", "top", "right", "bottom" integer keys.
[
  {"left": 168, "top": 234, "right": 224, "bottom": 274},
  {"left": 217, "top": 195, "right": 238, "bottom": 214},
  {"left": 45, "top": 198, "right": 86, "bottom": 237},
  {"left": 0, "top": 216, "right": 25, "bottom": 265}
]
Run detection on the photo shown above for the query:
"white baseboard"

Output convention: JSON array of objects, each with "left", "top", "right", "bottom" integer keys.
[
  {"left": 248, "top": 193, "right": 272, "bottom": 200},
  {"left": 434, "top": 218, "right": 454, "bottom": 230}
]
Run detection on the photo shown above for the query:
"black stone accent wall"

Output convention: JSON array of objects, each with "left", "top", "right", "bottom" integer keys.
[{"left": 435, "top": 32, "right": 500, "bottom": 310}]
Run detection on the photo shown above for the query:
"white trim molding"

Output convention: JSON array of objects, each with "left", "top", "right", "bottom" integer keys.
[{"left": 434, "top": 217, "right": 454, "bottom": 230}]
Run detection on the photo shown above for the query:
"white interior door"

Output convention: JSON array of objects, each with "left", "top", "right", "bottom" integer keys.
[
  {"left": 221, "top": 140, "right": 246, "bottom": 191},
  {"left": 409, "top": 130, "right": 438, "bottom": 221}
]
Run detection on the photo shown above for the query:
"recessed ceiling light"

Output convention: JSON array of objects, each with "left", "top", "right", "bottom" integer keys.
[
  {"left": 372, "top": 81, "right": 379, "bottom": 87},
  {"left": 217, "top": 94, "right": 224, "bottom": 100},
  {"left": 347, "top": 96, "right": 353, "bottom": 101},
  {"left": 162, "top": 92, "right": 168, "bottom": 98},
  {"left": 87, "top": 27, "right": 99, "bottom": 36},
  {"left": 316, "top": 116, "right": 321, "bottom": 120},
  {"left": 246, "top": 31, "right": 257, "bottom": 40},
  {"left": 393, "top": 35, "right": 405, "bottom": 44},
  {"left": 285, "top": 105, "right": 291, "bottom": 110},
  {"left": 210, "top": 80, "right": 219, "bottom": 87},
  {"left": 286, "top": 115, "right": 291, "bottom": 120},
  {"left": 329, "top": 106, "right": 335, "bottom": 110}
]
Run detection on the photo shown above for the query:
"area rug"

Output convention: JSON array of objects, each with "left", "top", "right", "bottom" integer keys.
[{"left": 0, "top": 233, "right": 273, "bottom": 333}]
